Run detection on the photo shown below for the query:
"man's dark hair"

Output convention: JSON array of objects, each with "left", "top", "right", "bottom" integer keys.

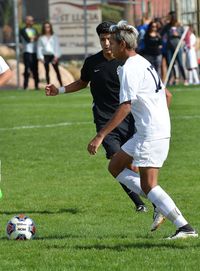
[{"left": 96, "top": 21, "right": 116, "bottom": 36}]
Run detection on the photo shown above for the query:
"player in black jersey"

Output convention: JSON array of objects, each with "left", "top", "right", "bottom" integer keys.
[{"left": 45, "top": 21, "right": 147, "bottom": 212}]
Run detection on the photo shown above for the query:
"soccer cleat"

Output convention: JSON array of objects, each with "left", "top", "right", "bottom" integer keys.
[
  {"left": 136, "top": 205, "right": 148, "bottom": 213},
  {"left": 167, "top": 229, "right": 198, "bottom": 240},
  {"left": 151, "top": 209, "right": 165, "bottom": 231}
]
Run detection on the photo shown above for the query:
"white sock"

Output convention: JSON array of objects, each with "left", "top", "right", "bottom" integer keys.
[
  {"left": 192, "top": 69, "right": 200, "bottom": 84},
  {"left": 147, "top": 185, "right": 188, "bottom": 228},
  {"left": 188, "top": 70, "right": 193, "bottom": 84},
  {"left": 116, "top": 168, "right": 146, "bottom": 197}
]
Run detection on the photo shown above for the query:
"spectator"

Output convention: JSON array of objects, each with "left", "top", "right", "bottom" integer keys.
[
  {"left": 162, "top": 11, "right": 187, "bottom": 85},
  {"left": 155, "top": 17, "right": 169, "bottom": 81},
  {"left": 37, "top": 21, "right": 62, "bottom": 86},
  {"left": 143, "top": 21, "right": 162, "bottom": 75},
  {"left": 0, "top": 56, "right": 12, "bottom": 86},
  {"left": 184, "top": 25, "right": 200, "bottom": 85},
  {"left": 136, "top": 14, "right": 151, "bottom": 55},
  {"left": 20, "top": 15, "right": 39, "bottom": 90}
]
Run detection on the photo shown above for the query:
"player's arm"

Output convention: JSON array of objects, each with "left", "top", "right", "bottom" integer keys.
[
  {"left": 88, "top": 101, "right": 131, "bottom": 155},
  {"left": 45, "top": 79, "right": 88, "bottom": 96},
  {"left": 0, "top": 69, "right": 12, "bottom": 86},
  {"left": 165, "top": 88, "right": 172, "bottom": 107}
]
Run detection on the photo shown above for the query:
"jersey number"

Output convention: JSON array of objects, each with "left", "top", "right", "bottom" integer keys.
[{"left": 147, "top": 65, "right": 162, "bottom": 93}]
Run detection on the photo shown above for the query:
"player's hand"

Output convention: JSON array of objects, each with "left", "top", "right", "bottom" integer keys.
[
  {"left": 87, "top": 134, "right": 104, "bottom": 155},
  {"left": 45, "top": 84, "right": 58, "bottom": 96}
]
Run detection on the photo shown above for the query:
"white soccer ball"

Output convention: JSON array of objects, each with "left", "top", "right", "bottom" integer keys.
[{"left": 6, "top": 214, "right": 36, "bottom": 240}]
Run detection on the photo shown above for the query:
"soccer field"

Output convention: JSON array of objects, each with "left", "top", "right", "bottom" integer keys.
[{"left": 0, "top": 86, "right": 200, "bottom": 271}]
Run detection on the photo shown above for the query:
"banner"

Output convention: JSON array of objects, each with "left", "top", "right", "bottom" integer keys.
[{"left": 49, "top": 0, "right": 102, "bottom": 56}]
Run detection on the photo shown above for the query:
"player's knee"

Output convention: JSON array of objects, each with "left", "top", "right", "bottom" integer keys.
[
  {"left": 108, "top": 160, "right": 120, "bottom": 178},
  {"left": 140, "top": 179, "right": 155, "bottom": 195},
  {"left": 140, "top": 182, "right": 148, "bottom": 195}
]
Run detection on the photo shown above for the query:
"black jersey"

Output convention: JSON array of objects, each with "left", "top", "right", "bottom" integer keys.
[{"left": 81, "top": 51, "right": 134, "bottom": 130}]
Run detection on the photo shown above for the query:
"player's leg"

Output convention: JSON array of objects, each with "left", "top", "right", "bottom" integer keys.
[
  {"left": 140, "top": 166, "right": 197, "bottom": 239},
  {"left": 110, "top": 138, "right": 198, "bottom": 239},
  {"left": 120, "top": 183, "right": 147, "bottom": 212},
  {"left": 117, "top": 133, "right": 163, "bottom": 224},
  {"left": 110, "top": 150, "right": 165, "bottom": 230},
  {"left": 109, "top": 150, "right": 145, "bottom": 197},
  {"left": 102, "top": 131, "right": 147, "bottom": 211},
  {"left": 138, "top": 139, "right": 196, "bottom": 238},
  {"left": 113, "top": 121, "right": 147, "bottom": 211}
]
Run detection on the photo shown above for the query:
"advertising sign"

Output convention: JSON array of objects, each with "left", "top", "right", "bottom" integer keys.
[{"left": 49, "top": 0, "right": 102, "bottom": 56}]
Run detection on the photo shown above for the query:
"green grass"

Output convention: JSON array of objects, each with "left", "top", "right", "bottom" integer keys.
[{"left": 0, "top": 86, "right": 200, "bottom": 271}]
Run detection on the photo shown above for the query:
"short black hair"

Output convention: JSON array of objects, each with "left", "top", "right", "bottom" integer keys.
[{"left": 96, "top": 21, "right": 116, "bottom": 36}]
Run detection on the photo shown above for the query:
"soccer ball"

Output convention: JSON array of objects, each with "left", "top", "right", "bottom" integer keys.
[{"left": 6, "top": 214, "right": 36, "bottom": 240}]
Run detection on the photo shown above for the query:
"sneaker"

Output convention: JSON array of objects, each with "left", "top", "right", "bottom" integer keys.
[
  {"left": 151, "top": 209, "right": 165, "bottom": 231},
  {"left": 167, "top": 229, "right": 198, "bottom": 240},
  {"left": 136, "top": 205, "right": 148, "bottom": 213}
]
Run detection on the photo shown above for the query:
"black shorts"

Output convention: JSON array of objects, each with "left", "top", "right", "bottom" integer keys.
[{"left": 96, "top": 120, "right": 135, "bottom": 159}]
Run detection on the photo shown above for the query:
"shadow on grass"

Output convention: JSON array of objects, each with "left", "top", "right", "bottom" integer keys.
[
  {"left": 0, "top": 208, "right": 80, "bottom": 215},
  {"left": 1, "top": 234, "right": 199, "bottom": 250},
  {"left": 0, "top": 234, "right": 81, "bottom": 241},
  {"left": 36, "top": 234, "right": 82, "bottom": 241},
  {"left": 74, "top": 241, "right": 200, "bottom": 250}
]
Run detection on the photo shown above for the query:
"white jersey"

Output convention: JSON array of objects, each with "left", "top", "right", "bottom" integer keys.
[
  {"left": 118, "top": 54, "right": 170, "bottom": 141},
  {"left": 0, "top": 56, "right": 9, "bottom": 74}
]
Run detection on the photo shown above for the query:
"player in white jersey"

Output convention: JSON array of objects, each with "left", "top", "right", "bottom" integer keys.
[
  {"left": 118, "top": 55, "right": 170, "bottom": 141},
  {"left": 0, "top": 56, "right": 12, "bottom": 86},
  {"left": 87, "top": 20, "right": 198, "bottom": 239}
]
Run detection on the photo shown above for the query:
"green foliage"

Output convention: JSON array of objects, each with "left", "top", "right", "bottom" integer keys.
[
  {"left": 19, "top": 22, "right": 42, "bottom": 35},
  {"left": 0, "top": 86, "right": 199, "bottom": 270},
  {"left": 101, "top": 4, "right": 124, "bottom": 22},
  {"left": 3, "top": 0, "right": 13, "bottom": 25}
]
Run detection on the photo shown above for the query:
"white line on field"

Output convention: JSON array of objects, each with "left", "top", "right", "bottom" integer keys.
[
  {"left": 0, "top": 121, "right": 91, "bottom": 131},
  {"left": 0, "top": 115, "right": 199, "bottom": 131},
  {"left": 172, "top": 115, "right": 200, "bottom": 120},
  {"left": 170, "top": 87, "right": 200, "bottom": 92}
]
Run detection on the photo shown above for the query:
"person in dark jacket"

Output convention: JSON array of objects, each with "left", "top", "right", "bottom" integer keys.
[
  {"left": 143, "top": 21, "right": 162, "bottom": 76},
  {"left": 161, "top": 11, "right": 188, "bottom": 85},
  {"left": 20, "top": 15, "right": 39, "bottom": 89}
]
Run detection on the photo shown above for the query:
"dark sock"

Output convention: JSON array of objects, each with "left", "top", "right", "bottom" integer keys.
[
  {"left": 152, "top": 203, "right": 156, "bottom": 209},
  {"left": 120, "top": 183, "right": 145, "bottom": 207}
]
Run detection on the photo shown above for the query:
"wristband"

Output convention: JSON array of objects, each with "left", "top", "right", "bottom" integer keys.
[{"left": 58, "top": 86, "right": 65, "bottom": 94}]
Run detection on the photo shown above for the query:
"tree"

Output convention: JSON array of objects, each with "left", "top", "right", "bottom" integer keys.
[{"left": 124, "top": 0, "right": 134, "bottom": 25}]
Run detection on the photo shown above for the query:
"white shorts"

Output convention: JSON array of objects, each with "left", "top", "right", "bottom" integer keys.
[{"left": 121, "top": 136, "right": 170, "bottom": 167}]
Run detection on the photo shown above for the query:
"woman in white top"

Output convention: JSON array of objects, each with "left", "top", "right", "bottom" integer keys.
[
  {"left": 37, "top": 22, "right": 62, "bottom": 86},
  {"left": 0, "top": 56, "right": 12, "bottom": 86},
  {"left": 184, "top": 25, "right": 200, "bottom": 85}
]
